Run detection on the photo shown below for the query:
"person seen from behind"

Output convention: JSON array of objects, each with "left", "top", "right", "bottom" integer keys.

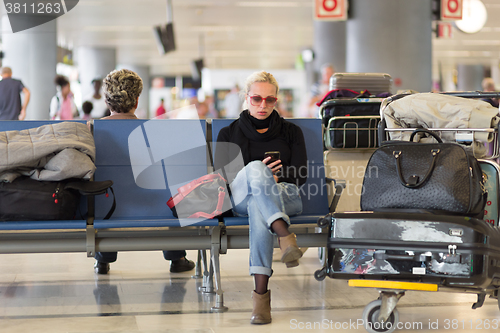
[
  {"left": 0, "top": 66, "right": 30, "bottom": 120},
  {"left": 93, "top": 68, "right": 195, "bottom": 274},
  {"left": 85, "top": 78, "right": 109, "bottom": 118},
  {"left": 81, "top": 101, "right": 93, "bottom": 121}
]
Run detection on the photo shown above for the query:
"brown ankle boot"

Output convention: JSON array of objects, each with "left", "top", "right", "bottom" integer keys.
[
  {"left": 250, "top": 290, "right": 271, "bottom": 324},
  {"left": 278, "top": 233, "right": 303, "bottom": 267}
]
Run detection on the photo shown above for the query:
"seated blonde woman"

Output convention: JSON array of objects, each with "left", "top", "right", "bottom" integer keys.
[{"left": 215, "top": 71, "right": 307, "bottom": 324}]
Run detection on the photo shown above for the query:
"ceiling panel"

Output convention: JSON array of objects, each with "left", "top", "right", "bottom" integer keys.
[{"left": 3, "top": 0, "right": 498, "bottom": 77}]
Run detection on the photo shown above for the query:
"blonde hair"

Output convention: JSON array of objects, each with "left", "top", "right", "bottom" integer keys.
[
  {"left": 244, "top": 71, "right": 279, "bottom": 96},
  {"left": 103, "top": 69, "right": 143, "bottom": 113},
  {"left": 482, "top": 77, "right": 496, "bottom": 92},
  {"left": 241, "top": 71, "right": 279, "bottom": 110},
  {"left": 1, "top": 67, "right": 12, "bottom": 76}
]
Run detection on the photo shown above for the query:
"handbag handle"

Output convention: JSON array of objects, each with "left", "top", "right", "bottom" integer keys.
[
  {"left": 409, "top": 128, "right": 443, "bottom": 143},
  {"left": 394, "top": 149, "right": 441, "bottom": 188}
]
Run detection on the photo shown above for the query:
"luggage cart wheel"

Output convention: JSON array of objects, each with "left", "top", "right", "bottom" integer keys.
[
  {"left": 317, "top": 216, "right": 330, "bottom": 228},
  {"left": 362, "top": 300, "right": 399, "bottom": 333},
  {"left": 314, "top": 269, "right": 326, "bottom": 281}
]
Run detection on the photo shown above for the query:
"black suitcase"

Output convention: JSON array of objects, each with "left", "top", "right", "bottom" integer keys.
[
  {"left": 0, "top": 176, "right": 114, "bottom": 221},
  {"left": 321, "top": 97, "right": 383, "bottom": 149},
  {"left": 317, "top": 211, "right": 500, "bottom": 290}
]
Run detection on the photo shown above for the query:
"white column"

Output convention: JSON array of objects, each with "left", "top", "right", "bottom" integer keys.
[
  {"left": 457, "top": 64, "right": 484, "bottom": 91},
  {"left": 346, "top": 0, "right": 433, "bottom": 93},
  {"left": 490, "top": 59, "right": 500, "bottom": 87},
  {"left": 2, "top": 15, "right": 57, "bottom": 120},
  {"left": 313, "top": 21, "right": 346, "bottom": 74},
  {"left": 76, "top": 47, "right": 116, "bottom": 101}
]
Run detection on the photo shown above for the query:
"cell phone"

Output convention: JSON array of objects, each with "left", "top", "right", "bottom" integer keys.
[{"left": 264, "top": 151, "right": 280, "bottom": 163}]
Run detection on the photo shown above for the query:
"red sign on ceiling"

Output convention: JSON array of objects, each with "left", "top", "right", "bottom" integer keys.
[{"left": 314, "top": 0, "right": 347, "bottom": 21}]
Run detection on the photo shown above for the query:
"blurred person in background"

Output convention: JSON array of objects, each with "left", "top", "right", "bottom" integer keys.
[
  {"left": 50, "top": 75, "right": 78, "bottom": 120},
  {"left": 81, "top": 101, "right": 93, "bottom": 121},
  {"left": 155, "top": 98, "right": 167, "bottom": 118},
  {"left": 85, "top": 78, "right": 109, "bottom": 118},
  {"left": 307, "top": 63, "right": 334, "bottom": 117},
  {"left": 204, "top": 95, "right": 219, "bottom": 118},
  {"left": 0, "top": 67, "right": 30, "bottom": 120},
  {"left": 481, "top": 77, "right": 499, "bottom": 108},
  {"left": 224, "top": 84, "right": 243, "bottom": 118}
]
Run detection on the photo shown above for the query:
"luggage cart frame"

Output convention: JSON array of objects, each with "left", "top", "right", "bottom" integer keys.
[{"left": 317, "top": 91, "right": 500, "bottom": 333}]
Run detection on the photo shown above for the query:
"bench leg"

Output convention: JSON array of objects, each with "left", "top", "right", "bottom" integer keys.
[
  {"left": 192, "top": 250, "right": 204, "bottom": 279},
  {"left": 86, "top": 225, "right": 95, "bottom": 258},
  {"left": 199, "top": 250, "right": 215, "bottom": 294},
  {"left": 210, "top": 227, "right": 228, "bottom": 313},
  {"left": 210, "top": 248, "right": 228, "bottom": 312}
]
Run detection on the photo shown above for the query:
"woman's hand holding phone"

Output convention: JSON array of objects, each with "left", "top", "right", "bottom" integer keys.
[{"left": 263, "top": 151, "right": 281, "bottom": 182}]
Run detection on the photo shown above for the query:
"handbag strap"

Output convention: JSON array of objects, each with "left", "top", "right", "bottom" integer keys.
[
  {"left": 167, "top": 174, "right": 226, "bottom": 209},
  {"left": 103, "top": 187, "right": 116, "bottom": 220},
  {"left": 394, "top": 149, "right": 441, "bottom": 188},
  {"left": 409, "top": 129, "right": 443, "bottom": 143},
  {"left": 177, "top": 174, "right": 224, "bottom": 197},
  {"left": 187, "top": 188, "right": 226, "bottom": 219}
]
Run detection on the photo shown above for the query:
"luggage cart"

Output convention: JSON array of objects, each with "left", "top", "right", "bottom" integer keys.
[
  {"left": 319, "top": 96, "right": 386, "bottom": 263},
  {"left": 316, "top": 92, "right": 500, "bottom": 333},
  {"left": 320, "top": 97, "right": 384, "bottom": 150}
]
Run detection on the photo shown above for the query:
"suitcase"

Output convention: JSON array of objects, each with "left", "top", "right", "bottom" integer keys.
[
  {"left": 321, "top": 97, "right": 382, "bottom": 149},
  {"left": 320, "top": 211, "right": 500, "bottom": 289},
  {"left": 0, "top": 177, "right": 115, "bottom": 221},
  {"left": 329, "top": 73, "right": 393, "bottom": 95}
]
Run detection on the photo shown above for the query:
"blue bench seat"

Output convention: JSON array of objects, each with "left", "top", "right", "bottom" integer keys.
[
  {"left": 0, "top": 118, "right": 335, "bottom": 313},
  {"left": 211, "top": 118, "right": 330, "bottom": 224}
]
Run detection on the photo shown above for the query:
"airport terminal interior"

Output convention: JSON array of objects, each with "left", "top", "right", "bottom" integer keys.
[
  {"left": 2, "top": 249, "right": 500, "bottom": 333},
  {"left": 1, "top": 0, "right": 500, "bottom": 332}
]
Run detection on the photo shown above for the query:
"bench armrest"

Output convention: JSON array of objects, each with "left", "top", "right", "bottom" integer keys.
[{"left": 325, "top": 178, "right": 346, "bottom": 213}]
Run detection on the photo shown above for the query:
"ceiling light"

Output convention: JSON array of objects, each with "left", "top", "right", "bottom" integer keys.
[{"left": 455, "top": 0, "right": 487, "bottom": 34}]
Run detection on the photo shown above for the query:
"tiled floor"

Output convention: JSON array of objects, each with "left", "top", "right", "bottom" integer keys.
[{"left": 0, "top": 248, "right": 499, "bottom": 332}]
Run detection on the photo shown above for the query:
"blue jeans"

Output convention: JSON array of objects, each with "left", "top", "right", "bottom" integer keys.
[{"left": 230, "top": 161, "right": 303, "bottom": 277}]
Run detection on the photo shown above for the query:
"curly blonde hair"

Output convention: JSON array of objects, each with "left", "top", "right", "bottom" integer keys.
[{"left": 103, "top": 69, "right": 143, "bottom": 113}]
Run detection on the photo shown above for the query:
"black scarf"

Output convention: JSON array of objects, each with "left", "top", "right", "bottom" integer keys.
[{"left": 231, "top": 110, "right": 284, "bottom": 164}]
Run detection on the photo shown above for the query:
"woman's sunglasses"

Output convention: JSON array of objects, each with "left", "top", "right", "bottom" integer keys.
[{"left": 248, "top": 95, "right": 278, "bottom": 107}]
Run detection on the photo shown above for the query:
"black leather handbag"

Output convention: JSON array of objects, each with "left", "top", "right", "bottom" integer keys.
[{"left": 360, "top": 129, "right": 487, "bottom": 218}]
